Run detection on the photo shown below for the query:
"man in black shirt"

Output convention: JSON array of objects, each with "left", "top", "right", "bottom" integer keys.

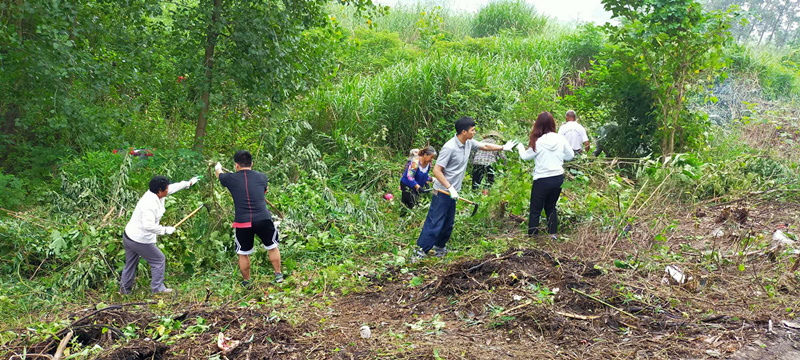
[{"left": 215, "top": 150, "right": 283, "bottom": 286}]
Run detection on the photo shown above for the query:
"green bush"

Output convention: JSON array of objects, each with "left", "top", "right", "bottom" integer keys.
[
  {"left": 0, "top": 173, "right": 24, "bottom": 209},
  {"left": 563, "top": 24, "right": 604, "bottom": 70},
  {"left": 471, "top": 0, "right": 547, "bottom": 38}
]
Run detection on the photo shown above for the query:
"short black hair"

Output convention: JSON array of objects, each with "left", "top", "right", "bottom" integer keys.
[
  {"left": 455, "top": 117, "right": 476, "bottom": 135},
  {"left": 149, "top": 175, "right": 169, "bottom": 194},
  {"left": 233, "top": 150, "right": 252, "bottom": 167}
]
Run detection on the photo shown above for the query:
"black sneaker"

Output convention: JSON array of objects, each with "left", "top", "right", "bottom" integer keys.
[
  {"left": 241, "top": 280, "right": 251, "bottom": 289},
  {"left": 275, "top": 273, "right": 284, "bottom": 284}
]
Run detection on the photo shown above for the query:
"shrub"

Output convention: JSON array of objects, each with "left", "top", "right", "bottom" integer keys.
[
  {"left": 471, "top": 0, "right": 547, "bottom": 38},
  {"left": 0, "top": 173, "right": 24, "bottom": 210}
]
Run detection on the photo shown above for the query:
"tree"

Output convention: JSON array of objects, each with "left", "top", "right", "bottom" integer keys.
[
  {"left": 602, "top": 0, "right": 736, "bottom": 158},
  {"left": 170, "top": 0, "right": 380, "bottom": 152}
]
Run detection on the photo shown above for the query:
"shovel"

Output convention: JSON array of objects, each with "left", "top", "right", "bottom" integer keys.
[
  {"left": 436, "top": 189, "right": 480, "bottom": 217},
  {"left": 174, "top": 203, "right": 206, "bottom": 228}
]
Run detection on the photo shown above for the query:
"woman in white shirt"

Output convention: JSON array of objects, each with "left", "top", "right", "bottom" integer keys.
[{"left": 516, "top": 111, "right": 574, "bottom": 239}]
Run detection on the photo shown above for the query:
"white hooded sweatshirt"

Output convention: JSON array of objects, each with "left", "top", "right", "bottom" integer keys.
[{"left": 518, "top": 132, "right": 574, "bottom": 180}]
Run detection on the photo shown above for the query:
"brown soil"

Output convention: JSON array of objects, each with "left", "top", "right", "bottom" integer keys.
[{"left": 4, "top": 200, "right": 800, "bottom": 359}]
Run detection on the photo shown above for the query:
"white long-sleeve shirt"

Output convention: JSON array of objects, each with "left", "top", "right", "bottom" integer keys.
[
  {"left": 518, "top": 133, "right": 574, "bottom": 180},
  {"left": 124, "top": 180, "right": 191, "bottom": 244}
]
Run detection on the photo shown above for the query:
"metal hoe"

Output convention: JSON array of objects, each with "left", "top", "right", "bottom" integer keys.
[{"left": 436, "top": 189, "right": 480, "bottom": 217}]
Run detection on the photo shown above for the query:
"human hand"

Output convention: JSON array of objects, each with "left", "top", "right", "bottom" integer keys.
[
  {"left": 165, "top": 226, "right": 176, "bottom": 235},
  {"left": 502, "top": 140, "right": 517, "bottom": 151},
  {"left": 447, "top": 186, "right": 459, "bottom": 200}
]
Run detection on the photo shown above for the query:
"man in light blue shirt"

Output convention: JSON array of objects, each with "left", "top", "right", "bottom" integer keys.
[{"left": 414, "top": 117, "right": 516, "bottom": 260}]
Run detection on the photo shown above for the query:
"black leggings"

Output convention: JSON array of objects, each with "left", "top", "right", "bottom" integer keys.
[{"left": 528, "top": 174, "right": 564, "bottom": 235}]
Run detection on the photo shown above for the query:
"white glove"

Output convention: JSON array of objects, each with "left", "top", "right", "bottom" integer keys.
[
  {"left": 447, "top": 186, "right": 459, "bottom": 200},
  {"left": 189, "top": 176, "right": 199, "bottom": 186},
  {"left": 502, "top": 140, "right": 517, "bottom": 151},
  {"left": 214, "top": 162, "right": 222, "bottom": 172},
  {"left": 515, "top": 143, "right": 526, "bottom": 152},
  {"left": 165, "top": 226, "right": 176, "bottom": 235}
]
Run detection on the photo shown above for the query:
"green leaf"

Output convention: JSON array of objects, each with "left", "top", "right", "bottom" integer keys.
[{"left": 49, "top": 230, "right": 66, "bottom": 256}]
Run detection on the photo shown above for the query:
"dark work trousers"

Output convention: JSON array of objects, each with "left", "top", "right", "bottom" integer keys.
[
  {"left": 120, "top": 232, "right": 168, "bottom": 293},
  {"left": 528, "top": 174, "right": 564, "bottom": 235},
  {"left": 416, "top": 192, "right": 457, "bottom": 252},
  {"left": 472, "top": 165, "right": 495, "bottom": 190},
  {"left": 400, "top": 183, "right": 420, "bottom": 209}
]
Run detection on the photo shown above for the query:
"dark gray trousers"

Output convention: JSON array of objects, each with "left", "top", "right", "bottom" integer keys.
[{"left": 120, "top": 233, "right": 167, "bottom": 293}]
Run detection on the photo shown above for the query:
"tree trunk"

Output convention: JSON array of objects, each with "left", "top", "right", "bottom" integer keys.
[
  {"left": 193, "top": 0, "right": 223, "bottom": 152},
  {"left": 778, "top": 1, "right": 800, "bottom": 46},
  {"left": 767, "top": 0, "right": 791, "bottom": 45}
]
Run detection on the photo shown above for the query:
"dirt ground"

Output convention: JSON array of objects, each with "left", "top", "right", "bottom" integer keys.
[{"left": 4, "top": 199, "right": 800, "bottom": 359}]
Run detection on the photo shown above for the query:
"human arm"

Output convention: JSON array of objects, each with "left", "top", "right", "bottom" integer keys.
[
  {"left": 167, "top": 179, "right": 195, "bottom": 195},
  {"left": 581, "top": 128, "right": 590, "bottom": 153},
  {"left": 400, "top": 161, "right": 420, "bottom": 190},
  {"left": 478, "top": 139, "right": 518, "bottom": 152},
  {"left": 141, "top": 207, "right": 170, "bottom": 236},
  {"left": 214, "top": 162, "right": 223, "bottom": 179},
  {"left": 516, "top": 143, "right": 536, "bottom": 161},
  {"left": 563, "top": 141, "right": 575, "bottom": 161}
]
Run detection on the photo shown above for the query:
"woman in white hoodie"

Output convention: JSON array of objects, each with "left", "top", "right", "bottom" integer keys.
[{"left": 516, "top": 111, "right": 574, "bottom": 238}]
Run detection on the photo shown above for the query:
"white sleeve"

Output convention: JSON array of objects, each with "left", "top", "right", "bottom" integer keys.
[
  {"left": 141, "top": 207, "right": 167, "bottom": 235},
  {"left": 518, "top": 147, "right": 536, "bottom": 161},
  {"left": 167, "top": 180, "right": 191, "bottom": 195},
  {"left": 581, "top": 127, "right": 589, "bottom": 142},
  {"left": 563, "top": 141, "right": 575, "bottom": 161}
]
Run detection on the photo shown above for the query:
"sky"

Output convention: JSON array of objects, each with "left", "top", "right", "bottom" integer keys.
[{"left": 374, "top": 0, "right": 614, "bottom": 25}]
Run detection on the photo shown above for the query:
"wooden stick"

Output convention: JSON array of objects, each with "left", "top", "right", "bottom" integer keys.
[
  {"left": 571, "top": 288, "right": 638, "bottom": 320},
  {"left": 436, "top": 189, "right": 476, "bottom": 205},
  {"left": 498, "top": 300, "right": 532, "bottom": 316},
  {"left": 555, "top": 310, "right": 601, "bottom": 320},
  {"left": 174, "top": 205, "right": 205, "bottom": 228},
  {"left": 53, "top": 330, "right": 73, "bottom": 360}
]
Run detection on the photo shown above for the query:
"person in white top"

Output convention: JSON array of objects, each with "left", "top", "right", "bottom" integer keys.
[
  {"left": 120, "top": 175, "right": 199, "bottom": 294},
  {"left": 557, "top": 110, "right": 589, "bottom": 154},
  {"left": 516, "top": 111, "right": 574, "bottom": 239}
]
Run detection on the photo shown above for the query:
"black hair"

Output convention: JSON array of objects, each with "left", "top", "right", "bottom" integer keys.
[
  {"left": 149, "top": 175, "right": 169, "bottom": 194},
  {"left": 455, "top": 116, "right": 476, "bottom": 135},
  {"left": 233, "top": 150, "right": 252, "bottom": 167}
]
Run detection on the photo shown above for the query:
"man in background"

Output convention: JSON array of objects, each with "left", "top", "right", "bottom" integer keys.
[{"left": 558, "top": 110, "right": 589, "bottom": 155}]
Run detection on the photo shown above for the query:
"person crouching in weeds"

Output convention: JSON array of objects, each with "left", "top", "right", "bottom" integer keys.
[
  {"left": 215, "top": 150, "right": 283, "bottom": 287},
  {"left": 413, "top": 117, "right": 516, "bottom": 260},
  {"left": 120, "top": 174, "right": 199, "bottom": 295},
  {"left": 400, "top": 146, "right": 437, "bottom": 209},
  {"left": 516, "top": 111, "right": 574, "bottom": 240}
]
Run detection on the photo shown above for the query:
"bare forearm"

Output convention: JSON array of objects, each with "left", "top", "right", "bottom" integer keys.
[{"left": 481, "top": 143, "right": 503, "bottom": 151}]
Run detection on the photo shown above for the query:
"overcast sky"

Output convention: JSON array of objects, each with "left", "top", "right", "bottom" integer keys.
[{"left": 375, "top": 0, "right": 613, "bottom": 25}]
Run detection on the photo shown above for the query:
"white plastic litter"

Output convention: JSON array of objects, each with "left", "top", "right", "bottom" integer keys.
[
  {"left": 360, "top": 325, "right": 371, "bottom": 339},
  {"left": 773, "top": 230, "right": 795, "bottom": 246},
  {"left": 663, "top": 265, "right": 690, "bottom": 285}
]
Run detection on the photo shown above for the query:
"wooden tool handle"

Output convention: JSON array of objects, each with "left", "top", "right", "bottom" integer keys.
[
  {"left": 174, "top": 205, "right": 204, "bottom": 228},
  {"left": 436, "top": 189, "right": 476, "bottom": 205}
]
